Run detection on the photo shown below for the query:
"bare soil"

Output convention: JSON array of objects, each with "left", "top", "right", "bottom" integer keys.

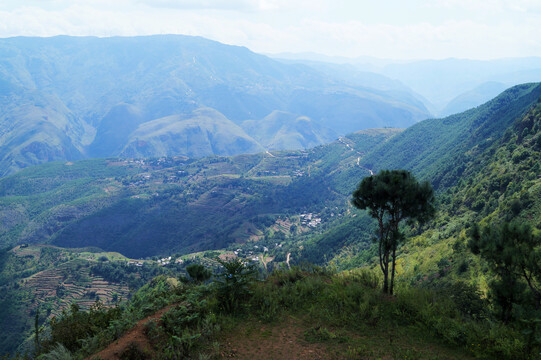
[{"left": 218, "top": 317, "right": 341, "bottom": 360}]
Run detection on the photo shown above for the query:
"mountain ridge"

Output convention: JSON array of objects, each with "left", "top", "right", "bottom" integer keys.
[{"left": 0, "top": 35, "right": 431, "bottom": 175}]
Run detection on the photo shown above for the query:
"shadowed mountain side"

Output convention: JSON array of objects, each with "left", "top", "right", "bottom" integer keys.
[
  {"left": 89, "top": 103, "right": 146, "bottom": 157},
  {"left": 120, "top": 108, "right": 264, "bottom": 158}
]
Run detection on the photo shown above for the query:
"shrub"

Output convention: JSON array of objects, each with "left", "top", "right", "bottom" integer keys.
[
  {"left": 215, "top": 258, "right": 258, "bottom": 314},
  {"left": 186, "top": 264, "right": 212, "bottom": 283},
  {"left": 37, "top": 343, "right": 73, "bottom": 360}
]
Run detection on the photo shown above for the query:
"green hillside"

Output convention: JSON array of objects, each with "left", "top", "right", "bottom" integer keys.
[
  {"left": 361, "top": 83, "right": 541, "bottom": 189},
  {"left": 0, "top": 129, "right": 399, "bottom": 258},
  {"left": 2, "top": 83, "right": 541, "bottom": 358}
]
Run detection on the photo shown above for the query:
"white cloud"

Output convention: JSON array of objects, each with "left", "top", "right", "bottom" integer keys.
[
  {"left": 428, "top": 0, "right": 541, "bottom": 13},
  {"left": 134, "top": 0, "right": 257, "bottom": 11},
  {"left": 0, "top": 1, "right": 538, "bottom": 60}
]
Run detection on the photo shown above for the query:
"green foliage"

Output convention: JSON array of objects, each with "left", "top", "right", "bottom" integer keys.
[
  {"left": 36, "top": 343, "right": 73, "bottom": 360},
  {"left": 43, "top": 302, "right": 122, "bottom": 353},
  {"left": 304, "top": 326, "right": 347, "bottom": 343},
  {"left": 352, "top": 169, "right": 435, "bottom": 294},
  {"left": 215, "top": 258, "right": 258, "bottom": 313},
  {"left": 186, "top": 264, "right": 212, "bottom": 283},
  {"left": 469, "top": 222, "right": 541, "bottom": 323}
]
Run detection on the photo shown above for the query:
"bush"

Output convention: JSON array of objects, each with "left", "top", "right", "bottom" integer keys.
[
  {"left": 37, "top": 343, "right": 73, "bottom": 360},
  {"left": 186, "top": 264, "right": 211, "bottom": 283}
]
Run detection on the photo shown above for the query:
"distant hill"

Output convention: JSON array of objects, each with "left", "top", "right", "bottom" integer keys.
[
  {"left": 0, "top": 35, "right": 431, "bottom": 176},
  {"left": 273, "top": 54, "right": 541, "bottom": 115},
  {"left": 242, "top": 111, "right": 337, "bottom": 150},
  {"left": 440, "top": 81, "right": 509, "bottom": 117},
  {"left": 120, "top": 107, "right": 264, "bottom": 158},
  {"left": 376, "top": 57, "right": 541, "bottom": 114}
]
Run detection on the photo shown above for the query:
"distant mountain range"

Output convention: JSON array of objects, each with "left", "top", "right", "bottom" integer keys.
[
  {"left": 0, "top": 35, "right": 432, "bottom": 176},
  {"left": 274, "top": 53, "right": 541, "bottom": 116}
]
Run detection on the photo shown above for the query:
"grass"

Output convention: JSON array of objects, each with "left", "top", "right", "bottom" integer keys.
[{"left": 32, "top": 264, "right": 533, "bottom": 360}]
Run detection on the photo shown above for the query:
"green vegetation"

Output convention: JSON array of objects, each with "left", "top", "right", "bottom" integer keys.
[
  {"left": 1, "top": 83, "right": 541, "bottom": 357},
  {"left": 0, "top": 128, "right": 397, "bottom": 258},
  {"left": 185, "top": 264, "right": 212, "bottom": 284},
  {"left": 30, "top": 265, "right": 536, "bottom": 359},
  {"left": 469, "top": 222, "right": 541, "bottom": 325}
]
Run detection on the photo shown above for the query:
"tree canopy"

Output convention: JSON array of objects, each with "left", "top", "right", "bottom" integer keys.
[{"left": 469, "top": 221, "right": 541, "bottom": 323}]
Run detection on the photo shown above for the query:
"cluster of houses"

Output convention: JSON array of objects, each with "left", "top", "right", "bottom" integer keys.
[
  {"left": 157, "top": 256, "right": 172, "bottom": 266},
  {"left": 299, "top": 213, "right": 322, "bottom": 227}
]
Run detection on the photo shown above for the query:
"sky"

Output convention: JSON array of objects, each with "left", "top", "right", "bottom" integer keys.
[{"left": 0, "top": 0, "right": 540, "bottom": 60}]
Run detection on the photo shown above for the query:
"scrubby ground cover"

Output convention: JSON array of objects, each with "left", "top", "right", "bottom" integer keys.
[{"left": 27, "top": 264, "right": 532, "bottom": 360}]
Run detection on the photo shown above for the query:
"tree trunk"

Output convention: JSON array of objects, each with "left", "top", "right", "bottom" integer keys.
[
  {"left": 382, "top": 254, "right": 389, "bottom": 294},
  {"left": 390, "top": 245, "right": 397, "bottom": 295}
]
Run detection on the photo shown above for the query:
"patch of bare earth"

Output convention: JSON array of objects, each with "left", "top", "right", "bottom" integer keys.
[
  {"left": 87, "top": 305, "right": 175, "bottom": 360},
  {"left": 219, "top": 317, "right": 340, "bottom": 360}
]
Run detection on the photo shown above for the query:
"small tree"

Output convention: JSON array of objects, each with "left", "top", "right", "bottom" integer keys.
[
  {"left": 352, "top": 169, "right": 435, "bottom": 295},
  {"left": 215, "top": 258, "right": 258, "bottom": 313}
]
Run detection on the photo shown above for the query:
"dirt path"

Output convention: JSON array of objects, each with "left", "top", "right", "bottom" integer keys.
[
  {"left": 87, "top": 305, "right": 175, "bottom": 360},
  {"left": 219, "top": 317, "right": 340, "bottom": 360},
  {"left": 338, "top": 137, "right": 373, "bottom": 175}
]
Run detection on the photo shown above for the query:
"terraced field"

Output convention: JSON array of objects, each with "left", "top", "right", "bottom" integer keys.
[{"left": 23, "top": 259, "right": 130, "bottom": 318}]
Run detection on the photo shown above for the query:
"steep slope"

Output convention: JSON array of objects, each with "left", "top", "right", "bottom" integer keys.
[
  {"left": 299, "top": 83, "right": 541, "bottom": 266},
  {"left": 372, "top": 94, "right": 541, "bottom": 291},
  {"left": 0, "top": 35, "right": 430, "bottom": 175},
  {"left": 361, "top": 83, "right": 541, "bottom": 189}
]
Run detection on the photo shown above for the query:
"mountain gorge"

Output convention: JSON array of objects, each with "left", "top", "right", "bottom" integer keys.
[{"left": 0, "top": 35, "right": 431, "bottom": 176}]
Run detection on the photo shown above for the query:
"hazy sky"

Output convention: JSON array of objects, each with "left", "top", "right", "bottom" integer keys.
[{"left": 0, "top": 0, "right": 540, "bottom": 60}]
